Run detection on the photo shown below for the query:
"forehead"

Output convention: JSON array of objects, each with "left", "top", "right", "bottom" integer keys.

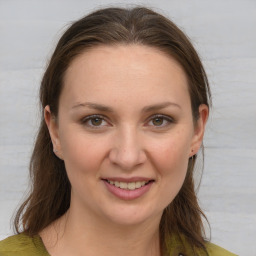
[{"left": 61, "top": 44, "right": 190, "bottom": 109}]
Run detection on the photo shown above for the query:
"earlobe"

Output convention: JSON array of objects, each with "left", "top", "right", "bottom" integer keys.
[
  {"left": 190, "top": 104, "right": 209, "bottom": 157},
  {"left": 44, "top": 105, "right": 62, "bottom": 158}
]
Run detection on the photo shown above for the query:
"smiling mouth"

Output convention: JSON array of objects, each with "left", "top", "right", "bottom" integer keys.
[{"left": 104, "top": 180, "right": 153, "bottom": 190}]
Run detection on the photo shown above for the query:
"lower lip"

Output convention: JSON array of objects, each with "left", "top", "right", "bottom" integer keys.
[{"left": 103, "top": 180, "right": 154, "bottom": 200}]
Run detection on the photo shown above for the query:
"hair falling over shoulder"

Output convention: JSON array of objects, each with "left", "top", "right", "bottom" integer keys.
[{"left": 14, "top": 6, "right": 211, "bottom": 255}]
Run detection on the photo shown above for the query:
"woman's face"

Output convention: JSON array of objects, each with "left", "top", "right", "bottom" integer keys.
[{"left": 45, "top": 45, "right": 208, "bottom": 226}]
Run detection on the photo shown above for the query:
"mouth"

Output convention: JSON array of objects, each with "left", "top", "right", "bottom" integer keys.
[
  {"left": 103, "top": 179, "right": 153, "bottom": 190},
  {"left": 102, "top": 177, "right": 155, "bottom": 200},
  {"left": 101, "top": 177, "right": 155, "bottom": 200}
]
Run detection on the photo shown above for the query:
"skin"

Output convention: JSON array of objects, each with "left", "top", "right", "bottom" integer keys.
[{"left": 42, "top": 44, "right": 208, "bottom": 256}]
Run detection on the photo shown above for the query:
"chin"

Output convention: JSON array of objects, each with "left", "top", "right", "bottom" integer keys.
[{"left": 101, "top": 205, "right": 161, "bottom": 228}]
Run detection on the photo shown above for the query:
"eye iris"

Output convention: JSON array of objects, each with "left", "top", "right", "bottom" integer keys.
[
  {"left": 91, "top": 118, "right": 102, "bottom": 126},
  {"left": 153, "top": 117, "right": 163, "bottom": 126}
]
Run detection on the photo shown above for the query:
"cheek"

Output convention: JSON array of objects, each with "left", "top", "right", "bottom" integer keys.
[
  {"left": 148, "top": 132, "right": 191, "bottom": 196},
  {"left": 149, "top": 131, "right": 191, "bottom": 172},
  {"left": 155, "top": 143, "right": 189, "bottom": 181},
  {"left": 59, "top": 130, "right": 109, "bottom": 177}
]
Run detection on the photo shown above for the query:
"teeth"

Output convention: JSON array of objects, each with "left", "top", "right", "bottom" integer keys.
[
  {"left": 119, "top": 182, "right": 128, "bottom": 189},
  {"left": 135, "top": 181, "right": 141, "bottom": 188},
  {"left": 107, "top": 180, "right": 149, "bottom": 190},
  {"left": 127, "top": 182, "right": 135, "bottom": 190}
]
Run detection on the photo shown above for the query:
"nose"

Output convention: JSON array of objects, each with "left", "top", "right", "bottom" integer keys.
[{"left": 109, "top": 127, "right": 147, "bottom": 171}]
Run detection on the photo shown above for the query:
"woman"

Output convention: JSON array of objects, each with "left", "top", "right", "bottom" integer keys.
[{"left": 0, "top": 6, "right": 236, "bottom": 256}]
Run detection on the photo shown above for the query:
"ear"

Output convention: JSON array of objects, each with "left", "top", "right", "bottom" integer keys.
[
  {"left": 44, "top": 105, "right": 63, "bottom": 159},
  {"left": 189, "top": 104, "right": 209, "bottom": 157}
]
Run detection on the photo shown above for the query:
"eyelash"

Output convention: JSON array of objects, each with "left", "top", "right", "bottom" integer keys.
[
  {"left": 81, "top": 114, "right": 108, "bottom": 129},
  {"left": 80, "top": 114, "right": 174, "bottom": 129},
  {"left": 147, "top": 114, "right": 174, "bottom": 128}
]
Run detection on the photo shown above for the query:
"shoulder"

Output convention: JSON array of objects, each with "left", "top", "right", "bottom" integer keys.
[
  {"left": 166, "top": 235, "right": 237, "bottom": 256},
  {"left": 205, "top": 242, "right": 237, "bottom": 256},
  {"left": 0, "top": 233, "right": 49, "bottom": 256}
]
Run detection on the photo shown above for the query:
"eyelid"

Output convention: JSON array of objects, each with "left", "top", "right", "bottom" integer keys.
[
  {"left": 80, "top": 113, "right": 175, "bottom": 129},
  {"left": 146, "top": 114, "right": 175, "bottom": 127},
  {"left": 81, "top": 114, "right": 110, "bottom": 128}
]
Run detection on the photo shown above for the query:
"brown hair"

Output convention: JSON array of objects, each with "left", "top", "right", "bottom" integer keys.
[{"left": 14, "top": 6, "right": 211, "bottom": 255}]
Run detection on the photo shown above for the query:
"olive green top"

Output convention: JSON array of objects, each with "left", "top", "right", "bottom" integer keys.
[{"left": 0, "top": 233, "right": 237, "bottom": 256}]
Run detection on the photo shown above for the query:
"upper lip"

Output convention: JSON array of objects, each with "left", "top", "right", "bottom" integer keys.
[{"left": 101, "top": 177, "right": 154, "bottom": 182}]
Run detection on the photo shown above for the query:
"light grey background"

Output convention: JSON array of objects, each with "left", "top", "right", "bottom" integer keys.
[{"left": 0, "top": 1, "right": 255, "bottom": 255}]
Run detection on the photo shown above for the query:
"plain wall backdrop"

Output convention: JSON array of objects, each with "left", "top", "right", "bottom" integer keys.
[{"left": 0, "top": 0, "right": 255, "bottom": 255}]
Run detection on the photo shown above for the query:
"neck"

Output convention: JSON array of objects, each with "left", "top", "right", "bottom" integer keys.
[{"left": 41, "top": 206, "right": 162, "bottom": 256}]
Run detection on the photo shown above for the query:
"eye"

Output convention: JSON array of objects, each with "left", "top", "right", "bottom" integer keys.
[
  {"left": 147, "top": 114, "right": 174, "bottom": 127},
  {"left": 152, "top": 116, "right": 165, "bottom": 126},
  {"left": 81, "top": 115, "right": 109, "bottom": 128}
]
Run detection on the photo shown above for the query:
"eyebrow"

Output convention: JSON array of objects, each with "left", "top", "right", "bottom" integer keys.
[
  {"left": 71, "top": 102, "right": 114, "bottom": 112},
  {"left": 71, "top": 101, "right": 181, "bottom": 112},
  {"left": 142, "top": 102, "right": 181, "bottom": 112}
]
